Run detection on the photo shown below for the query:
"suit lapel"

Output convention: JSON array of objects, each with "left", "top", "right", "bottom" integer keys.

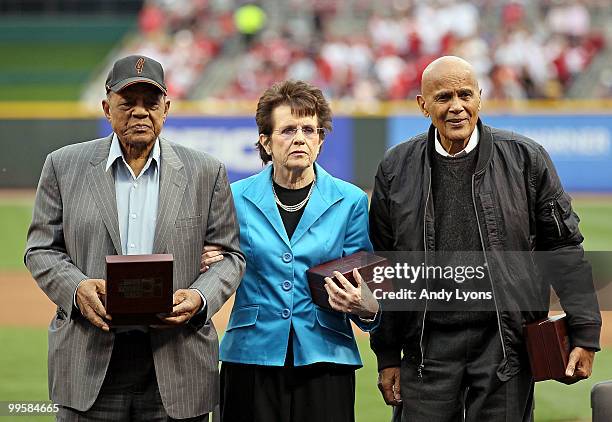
[
  {"left": 87, "top": 135, "right": 122, "bottom": 255},
  {"left": 290, "top": 164, "right": 343, "bottom": 245},
  {"left": 153, "top": 138, "right": 187, "bottom": 254},
  {"left": 243, "top": 165, "right": 291, "bottom": 248}
]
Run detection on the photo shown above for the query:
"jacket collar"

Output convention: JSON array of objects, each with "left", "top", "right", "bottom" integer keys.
[
  {"left": 243, "top": 162, "right": 343, "bottom": 247},
  {"left": 105, "top": 133, "right": 161, "bottom": 174},
  {"left": 89, "top": 134, "right": 114, "bottom": 166},
  {"left": 425, "top": 118, "right": 492, "bottom": 174},
  {"left": 89, "top": 134, "right": 181, "bottom": 171}
]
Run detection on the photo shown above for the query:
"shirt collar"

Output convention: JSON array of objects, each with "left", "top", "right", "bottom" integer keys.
[
  {"left": 105, "top": 133, "right": 161, "bottom": 173},
  {"left": 434, "top": 126, "right": 479, "bottom": 158}
]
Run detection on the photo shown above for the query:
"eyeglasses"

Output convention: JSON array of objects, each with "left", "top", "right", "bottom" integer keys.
[{"left": 272, "top": 125, "right": 324, "bottom": 141}]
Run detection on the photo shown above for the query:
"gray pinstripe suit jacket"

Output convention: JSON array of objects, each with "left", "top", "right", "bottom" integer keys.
[{"left": 25, "top": 134, "right": 245, "bottom": 418}]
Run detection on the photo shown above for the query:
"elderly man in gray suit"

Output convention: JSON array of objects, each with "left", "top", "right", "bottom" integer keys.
[{"left": 25, "top": 55, "right": 245, "bottom": 421}]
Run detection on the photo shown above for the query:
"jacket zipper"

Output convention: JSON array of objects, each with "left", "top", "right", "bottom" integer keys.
[
  {"left": 549, "top": 201, "right": 562, "bottom": 238},
  {"left": 471, "top": 174, "right": 507, "bottom": 361},
  {"left": 418, "top": 167, "right": 432, "bottom": 378}
]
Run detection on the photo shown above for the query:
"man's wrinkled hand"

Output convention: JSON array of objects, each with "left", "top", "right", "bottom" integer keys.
[
  {"left": 378, "top": 366, "right": 402, "bottom": 406},
  {"left": 158, "top": 289, "right": 203, "bottom": 325},
  {"left": 560, "top": 346, "right": 595, "bottom": 384},
  {"left": 76, "top": 279, "right": 111, "bottom": 331}
]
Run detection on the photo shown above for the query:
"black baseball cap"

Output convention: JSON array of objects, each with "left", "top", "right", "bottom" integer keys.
[{"left": 105, "top": 55, "right": 167, "bottom": 95}]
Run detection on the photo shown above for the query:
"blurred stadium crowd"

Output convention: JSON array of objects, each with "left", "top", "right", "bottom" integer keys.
[
  {"left": 121, "top": 0, "right": 609, "bottom": 101},
  {"left": 134, "top": 0, "right": 232, "bottom": 99}
]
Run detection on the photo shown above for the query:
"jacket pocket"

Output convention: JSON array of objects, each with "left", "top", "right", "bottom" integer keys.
[
  {"left": 542, "top": 192, "right": 578, "bottom": 241},
  {"left": 226, "top": 305, "right": 259, "bottom": 331},
  {"left": 49, "top": 309, "right": 69, "bottom": 332},
  {"left": 537, "top": 191, "right": 581, "bottom": 246},
  {"left": 175, "top": 216, "right": 201, "bottom": 228},
  {"left": 315, "top": 306, "right": 353, "bottom": 339},
  {"left": 547, "top": 200, "right": 564, "bottom": 239},
  {"left": 553, "top": 192, "right": 579, "bottom": 237}
]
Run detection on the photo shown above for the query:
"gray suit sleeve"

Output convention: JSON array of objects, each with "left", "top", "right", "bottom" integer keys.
[
  {"left": 24, "top": 154, "right": 87, "bottom": 319},
  {"left": 190, "top": 162, "right": 245, "bottom": 324}
]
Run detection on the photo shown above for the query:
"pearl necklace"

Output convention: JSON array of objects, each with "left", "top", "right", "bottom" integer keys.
[{"left": 272, "top": 177, "right": 316, "bottom": 212}]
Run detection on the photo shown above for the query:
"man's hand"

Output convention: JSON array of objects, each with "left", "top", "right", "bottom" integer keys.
[
  {"left": 378, "top": 367, "right": 402, "bottom": 406},
  {"left": 76, "top": 279, "right": 111, "bottom": 331},
  {"left": 324, "top": 269, "right": 380, "bottom": 319},
  {"left": 158, "top": 289, "right": 203, "bottom": 325},
  {"left": 200, "top": 245, "right": 224, "bottom": 273},
  {"left": 561, "top": 346, "right": 595, "bottom": 384}
]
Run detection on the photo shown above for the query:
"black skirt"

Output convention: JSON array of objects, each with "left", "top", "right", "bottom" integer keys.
[{"left": 220, "top": 360, "right": 356, "bottom": 422}]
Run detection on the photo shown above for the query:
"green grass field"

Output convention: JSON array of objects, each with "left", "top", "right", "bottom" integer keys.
[
  {"left": 1, "top": 196, "right": 611, "bottom": 421},
  {"left": 0, "top": 330, "right": 610, "bottom": 422},
  {"left": 0, "top": 204, "right": 33, "bottom": 269}
]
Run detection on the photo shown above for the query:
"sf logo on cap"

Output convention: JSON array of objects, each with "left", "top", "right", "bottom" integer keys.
[{"left": 135, "top": 57, "right": 145, "bottom": 75}]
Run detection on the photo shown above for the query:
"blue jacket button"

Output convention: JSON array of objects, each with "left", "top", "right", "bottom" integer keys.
[
  {"left": 282, "top": 252, "right": 293, "bottom": 263},
  {"left": 281, "top": 309, "right": 291, "bottom": 319},
  {"left": 282, "top": 280, "right": 292, "bottom": 291}
]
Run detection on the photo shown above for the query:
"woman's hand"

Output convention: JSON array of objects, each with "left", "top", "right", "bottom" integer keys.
[
  {"left": 200, "top": 245, "right": 225, "bottom": 273},
  {"left": 324, "top": 268, "right": 379, "bottom": 318}
]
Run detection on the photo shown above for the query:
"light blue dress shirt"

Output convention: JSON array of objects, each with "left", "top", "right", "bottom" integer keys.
[{"left": 105, "top": 134, "right": 160, "bottom": 255}]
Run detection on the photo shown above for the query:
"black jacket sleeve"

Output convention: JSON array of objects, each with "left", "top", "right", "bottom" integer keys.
[
  {"left": 369, "top": 161, "right": 404, "bottom": 370},
  {"left": 534, "top": 145, "right": 601, "bottom": 350}
]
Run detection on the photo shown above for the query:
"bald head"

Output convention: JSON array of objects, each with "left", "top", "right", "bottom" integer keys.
[
  {"left": 416, "top": 56, "right": 482, "bottom": 154},
  {"left": 420, "top": 56, "right": 479, "bottom": 95}
]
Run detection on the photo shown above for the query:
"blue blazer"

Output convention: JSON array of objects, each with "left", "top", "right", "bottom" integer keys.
[{"left": 220, "top": 163, "right": 378, "bottom": 367}]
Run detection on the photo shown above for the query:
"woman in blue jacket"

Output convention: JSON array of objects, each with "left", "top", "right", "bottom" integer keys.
[{"left": 203, "top": 80, "right": 379, "bottom": 422}]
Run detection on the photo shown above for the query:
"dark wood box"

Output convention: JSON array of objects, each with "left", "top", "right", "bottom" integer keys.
[
  {"left": 307, "top": 251, "right": 390, "bottom": 309},
  {"left": 105, "top": 254, "right": 173, "bottom": 326},
  {"left": 523, "top": 314, "right": 570, "bottom": 382}
]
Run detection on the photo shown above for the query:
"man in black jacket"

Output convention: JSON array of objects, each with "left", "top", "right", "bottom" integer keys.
[{"left": 369, "top": 56, "right": 601, "bottom": 421}]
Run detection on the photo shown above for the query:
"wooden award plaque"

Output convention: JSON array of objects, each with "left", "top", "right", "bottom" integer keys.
[
  {"left": 105, "top": 254, "right": 173, "bottom": 326},
  {"left": 307, "top": 251, "right": 390, "bottom": 309},
  {"left": 524, "top": 314, "right": 571, "bottom": 382}
]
